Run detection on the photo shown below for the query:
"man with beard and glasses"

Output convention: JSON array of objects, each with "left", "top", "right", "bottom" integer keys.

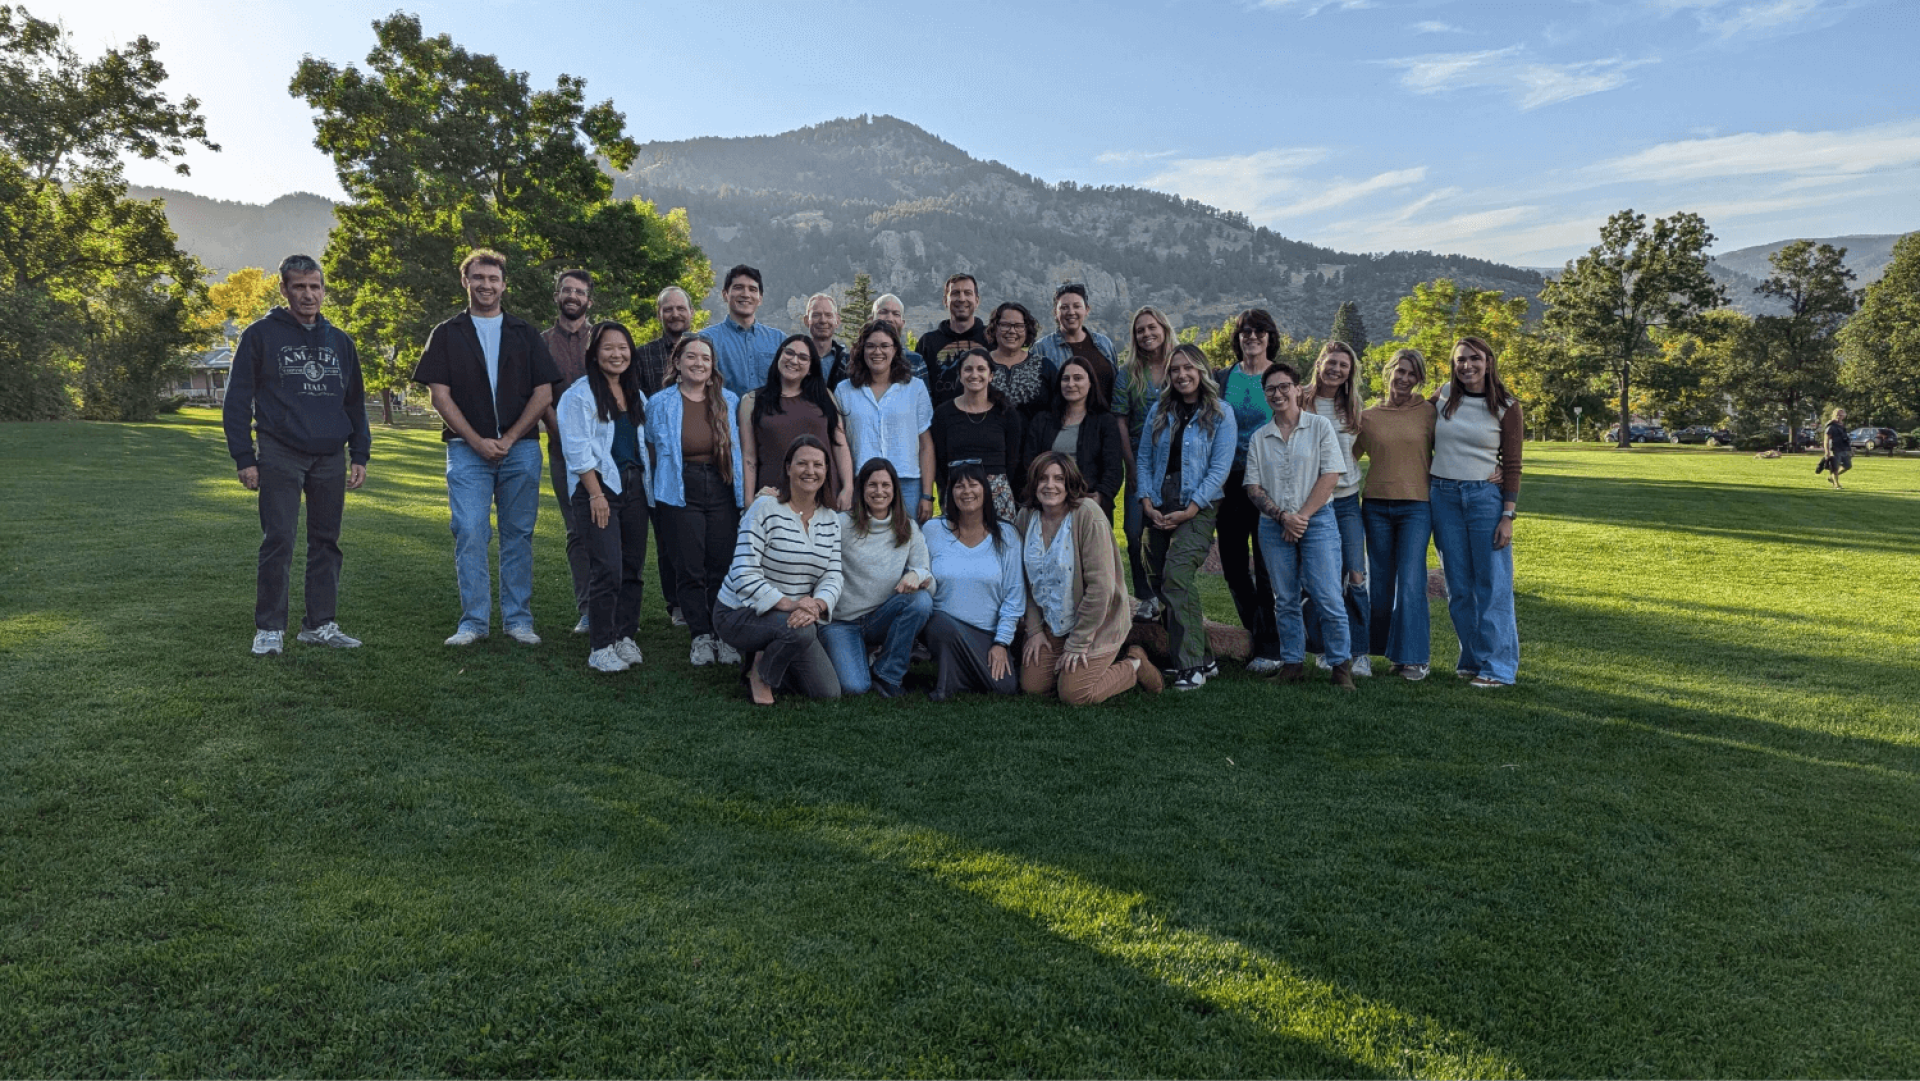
[
  {"left": 413, "top": 248, "right": 561, "bottom": 647},
  {"left": 541, "top": 269, "right": 596, "bottom": 634},
  {"left": 635, "top": 284, "right": 696, "bottom": 626},
  {"left": 920, "top": 273, "right": 993, "bottom": 407}
]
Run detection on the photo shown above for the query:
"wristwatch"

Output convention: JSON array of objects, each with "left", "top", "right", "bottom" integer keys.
[{"left": 1500, "top": 510, "right": 1517, "bottom": 520}]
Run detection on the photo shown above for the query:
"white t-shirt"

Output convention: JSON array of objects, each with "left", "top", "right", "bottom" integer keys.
[{"left": 473, "top": 314, "right": 504, "bottom": 400}]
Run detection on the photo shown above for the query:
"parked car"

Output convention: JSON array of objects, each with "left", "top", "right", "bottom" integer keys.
[
  {"left": 1849, "top": 427, "right": 1899, "bottom": 453},
  {"left": 1604, "top": 424, "right": 1662, "bottom": 444},
  {"left": 1708, "top": 428, "right": 1735, "bottom": 446},
  {"left": 1669, "top": 426, "right": 1714, "bottom": 444}
]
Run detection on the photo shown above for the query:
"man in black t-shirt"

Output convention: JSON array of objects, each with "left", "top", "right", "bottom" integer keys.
[
  {"left": 1821, "top": 408, "right": 1852, "bottom": 489},
  {"left": 920, "top": 273, "right": 993, "bottom": 406}
]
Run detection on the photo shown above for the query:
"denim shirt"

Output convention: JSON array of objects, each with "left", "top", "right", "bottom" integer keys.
[
  {"left": 1134, "top": 401, "right": 1237, "bottom": 510},
  {"left": 699, "top": 318, "right": 786, "bottom": 397},
  {"left": 644, "top": 385, "right": 746, "bottom": 509},
  {"left": 557, "top": 379, "right": 652, "bottom": 498},
  {"left": 1030, "top": 330, "right": 1127, "bottom": 399}
]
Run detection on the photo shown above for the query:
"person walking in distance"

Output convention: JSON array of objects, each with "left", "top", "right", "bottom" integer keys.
[
  {"left": 1821, "top": 407, "right": 1852, "bottom": 489},
  {"left": 223, "top": 254, "right": 371, "bottom": 656},
  {"left": 540, "top": 269, "right": 595, "bottom": 636},
  {"left": 412, "top": 249, "right": 561, "bottom": 647}
]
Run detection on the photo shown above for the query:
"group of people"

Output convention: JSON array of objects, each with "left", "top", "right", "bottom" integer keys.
[{"left": 223, "top": 248, "right": 1525, "bottom": 702}]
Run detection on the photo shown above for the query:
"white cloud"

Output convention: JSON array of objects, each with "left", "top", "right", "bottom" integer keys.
[
  {"left": 1642, "top": 0, "right": 1841, "bottom": 40},
  {"left": 1094, "top": 149, "right": 1179, "bottom": 166},
  {"left": 1255, "top": 0, "right": 1375, "bottom": 11},
  {"left": 1383, "top": 48, "right": 1648, "bottom": 109},
  {"left": 1136, "top": 150, "right": 1426, "bottom": 224},
  {"left": 1594, "top": 121, "right": 1920, "bottom": 182},
  {"left": 1269, "top": 168, "right": 1429, "bottom": 217},
  {"left": 1410, "top": 20, "right": 1466, "bottom": 33}
]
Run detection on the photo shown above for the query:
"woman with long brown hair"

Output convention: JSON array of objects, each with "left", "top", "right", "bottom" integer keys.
[
  {"left": 1429, "top": 336, "right": 1523, "bottom": 688},
  {"left": 646, "top": 334, "right": 746, "bottom": 668},
  {"left": 1301, "top": 340, "right": 1371, "bottom": 676}
]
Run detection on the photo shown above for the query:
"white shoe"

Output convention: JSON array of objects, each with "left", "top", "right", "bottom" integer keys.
[
  {"left": 587, "top": 646, "right": 629, "bottom": 672},
  {"left": 1400, "top": 663, "right": 1430, "bottom": 682},
  {"left": 689, "top": 633, "right": 717, "bottom": 667},
  {"left": 1133, "top": 597, "right": 1162, "bottom": 620},
  {"left": 505, "top": 625, "right": 541, "bottom": 645},
  {"left": 444, "top": 629, "right": 484, "bottom": 646},
  {"left": 1315, "top": 653, "right": 1331, "bottom": 671},
  {"left": 1173, "top": 666, "right": 1208, "bottom": 691},
  {"left": 713, "top": 639, "right": 742, "bottom": 665},
  {"left": 296, "top": 622, "right": 361, "bottom": 648},
  {"left": 572, "top": 614, "right": 590, "bottom": 635},
  {"left": 613, "top": 637, "right": 643, "bottom": 665},
  {"left": 669, "top": 607, "right": 688, "bottom": 628},
  {"left": 1245, "top": 656, "right": 1282, "bottom": 675},
  {"left": 251, "top": 630, "right": 283, "bottom": 656},
  {"left": 1351, "top": 655, "right": 1372, "bottom": 677}
]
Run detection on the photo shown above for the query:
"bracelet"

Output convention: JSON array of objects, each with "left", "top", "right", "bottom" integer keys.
[{"left": 590, "top": 493, "right": 607, "bottom": 501}]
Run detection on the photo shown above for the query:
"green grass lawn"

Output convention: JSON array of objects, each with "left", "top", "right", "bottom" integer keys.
[{"left": 4, "top": 408, "right": 1917, "bottom": 1078}]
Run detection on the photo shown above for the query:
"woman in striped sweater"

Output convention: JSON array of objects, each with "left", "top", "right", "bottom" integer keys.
[
  {"left": 1429, "top": 337, "right": 1523, "bottom": 688},
  {"left": 714, "top": 435, "right": 845, "bottom": 705}
]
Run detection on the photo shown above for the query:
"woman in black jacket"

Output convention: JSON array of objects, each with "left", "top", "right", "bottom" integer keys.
[
  {"left": 930, "top": 347, "right": 1024, "bottom": 518},
  {"left": 1024, "top": 353, "right": 1125, "bottom": 518}
]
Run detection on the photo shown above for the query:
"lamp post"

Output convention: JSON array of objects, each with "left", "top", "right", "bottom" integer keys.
[{"left": 1574, "top": 405, "right": 1583, "bottom": 443}]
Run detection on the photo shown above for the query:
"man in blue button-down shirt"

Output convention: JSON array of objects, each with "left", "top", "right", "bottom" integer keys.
[{"left": 702, "top": 264, "right": 785, "bottom": 395}]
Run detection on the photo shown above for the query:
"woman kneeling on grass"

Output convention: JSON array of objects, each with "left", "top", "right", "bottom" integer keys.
[
  {"left": 820, "top": 458, "right": 935, "bottom": 697},
  {"left": 713, "top": 436, "right": 844, "bottom": 705},
  {"left": 922, "top": 463, "right": 1025, "bottom": 702},
  {"left": 1016, "top": 452, "right": 1162, "bottom": 703},
  {"left": 558, "top": 321, "right": 651, "bottom": 673},
  {"left": 1430, "top": 336, "right": 1523, "bottom": 689}
]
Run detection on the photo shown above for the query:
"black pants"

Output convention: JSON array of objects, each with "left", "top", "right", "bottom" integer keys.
[
  {"left": 657, "top": 462, "right": 739, "bottom": 638},
  {"left": 571, "top": 465, "right": 649, "bottom": 650},
  {"left": 547, "top": 434, "right": 591, "bottom": 617},
  {"left": 255, "top": 434, "right": 346, "bottom": 632},
  {"left": 713, "top": 603, "right": 841, "bottom": 698},
  {"left": 1217, "top": 466, "right": 1280, "bottom": 660},
  {"left": 924, "top": 611, "right": 1019, "bottom": 697}
]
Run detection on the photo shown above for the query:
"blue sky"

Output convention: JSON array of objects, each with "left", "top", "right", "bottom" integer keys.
[{"left": 42, "top": 0, "right": 1919, "bottom": 265}]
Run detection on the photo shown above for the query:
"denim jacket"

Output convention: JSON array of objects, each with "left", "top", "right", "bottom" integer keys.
[
  {"left": 644, "top": 385, "right": 746, "bottom": 508},
  {"left": 1133, "top": 400, "right": 1237, "bottom": 510},
  {"left": 1030, "top": 330, "right": 1127, "bottom": 398},
  {"left": 557, "top": 380, "right": 652, "bottom": 498}
]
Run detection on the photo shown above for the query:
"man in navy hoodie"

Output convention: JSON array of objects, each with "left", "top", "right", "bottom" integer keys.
[{"left": 223, "top": 254, "right": 371, "bottom": 656}]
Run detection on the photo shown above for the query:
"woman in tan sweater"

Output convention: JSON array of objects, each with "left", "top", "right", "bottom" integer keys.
[
  {"left": 1016, "top": 452, "right": 1163, "bottom": 703},
  {"left": 1355, "top": 348, "right": 1438, "bottom": 680}
]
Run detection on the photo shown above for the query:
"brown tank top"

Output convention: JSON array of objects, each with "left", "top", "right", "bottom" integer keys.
[{"left": 680, "top": 396, "right": 716, "bottom": 464}]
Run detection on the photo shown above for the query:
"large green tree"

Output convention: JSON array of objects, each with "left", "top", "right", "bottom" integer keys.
[
  {"left": 1383, "top": 279, "right": 1529, "bottom": 387},
  {"left": 1838, "top": 231, "right": 1920, "bottom": 423},
  {"left": 1541, "top": 210, "right": 1724, "bottom": 447},
  {"left": 1329, "top": 300, "right": 1369, "bottom": 360},
  {"left": 290, "top": 13, "right": 710, "bottom": 422},
  {"left": 1716, "top": 241, "right": 1856, "bottom": 435},
  {"left": 0, "top": 4, "right": 214, "bottom": 420}
]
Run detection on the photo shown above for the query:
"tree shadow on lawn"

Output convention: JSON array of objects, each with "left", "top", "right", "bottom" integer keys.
[{"left": 1523, "top": 473, "right": 1920, "bottom": 557}]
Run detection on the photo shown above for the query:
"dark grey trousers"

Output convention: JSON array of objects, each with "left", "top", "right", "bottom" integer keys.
[
  {"left": 713, "top": 603, "right": 842, "bottom": 698},
  {"left": 572, "top": 464, "right": 649, "bottom": 650},
  {"left": 255, "top": 434, "right": 346, "bottom": 632},
  {"left": 924, "top": 611, "right": 1019, "bottom": 697}
]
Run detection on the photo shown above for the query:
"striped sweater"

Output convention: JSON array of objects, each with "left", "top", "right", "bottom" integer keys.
[{"left": 718, "top": 495, "right": 845, "bottom": 617}]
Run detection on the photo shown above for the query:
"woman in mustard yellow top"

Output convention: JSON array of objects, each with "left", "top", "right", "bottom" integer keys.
[{"left": 1355, "top": 348, "right": 1437, "bottom": 681}]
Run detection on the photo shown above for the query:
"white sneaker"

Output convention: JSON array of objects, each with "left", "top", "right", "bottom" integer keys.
[
  {"left": 1351, "top": 655, "right": 1372, "bottom": 677},
  {"left": 1314, "top": 653, "right": 1331, "bottom": 671},
  {"left": 1245, "top": 656, "right": 1282, "bottom": 675},
  {"left": 613, "top": 637, "right": 643, "bottom": 665},
  {"left": 587, "top": 646, "right": 629, "bottom": 672},
  {"left": 689, "top": 633, "right": 717, "bottom": 667},
  {"left": 296, "top": 622, "right": 361, "bottom": 649},
  {"left": 444, "top": 628, "right": 484, "bottom": 646},
  {"left": 572, "top": 614, "right": 590, "bottom": 635},
  {"left": 713, "top": 639, "right": 742, "bottom": 665},
  {"left": 505, "top": 625, "right": 541, "bottom": 645},
  {"left": 1400, "top": 663, "right": 1430, "bottom": 682},
  {"left": 1133, "top": 597, "right": 1162, "bottom": 620},
  {"left": 1173, "top": 666, "right": 1208, "bottom": 691},
  {"left": 251, "top": 630, "right": 283, "bottom": 656},
  {"left": 669, "top": 607, "right": 688, "bottom": 628}
]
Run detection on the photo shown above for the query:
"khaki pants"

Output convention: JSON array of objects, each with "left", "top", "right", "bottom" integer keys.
[{"left": 1019, "top": 629, "right": 1138, "bottom": 705}]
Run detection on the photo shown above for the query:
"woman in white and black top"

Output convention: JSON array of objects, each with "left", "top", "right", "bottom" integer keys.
[
  {"left": 929, "top": 348, "right": 1023, "bottom": 519},
  {"left": 1429, "top": 336, "right": 1524, "bottom": 688},
  {"left": 1302, "top": 340, "right": 1370, "bottom": 676},
  {"left": 557, "top": 321, "right": 651, "bottom": 674},
  {"left": 714, "top": 435, "right": 845, "bottom": 704}
]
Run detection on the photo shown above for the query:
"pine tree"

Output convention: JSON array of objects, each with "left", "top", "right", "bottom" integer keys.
[
  {"left": 838, "top": 272, "right": 875, "bottom": 346},
  {"left": 1330, "top": 301, "right": 1369, "bottom": 359}
]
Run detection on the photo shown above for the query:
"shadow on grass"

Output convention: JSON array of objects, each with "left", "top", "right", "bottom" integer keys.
[{"left": 1524, "top": 472, "right": 1920, "bottom": 556}]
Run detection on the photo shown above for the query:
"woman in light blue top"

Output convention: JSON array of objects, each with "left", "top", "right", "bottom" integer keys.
[
  {"left": 645, "top": 335, "right": 746, "bottom": 668},
  {"left": 922, "top": 463, "right": 1024, "bottom": 701},
  {"left": 1134, "top": 343, "right": 1237, "bottom": 689},
  {"left": 836, "top": 321, "right": 936, "bottom": 524},
  {"left": 557, "top": 321, "right": 652, "bottom": 674}
]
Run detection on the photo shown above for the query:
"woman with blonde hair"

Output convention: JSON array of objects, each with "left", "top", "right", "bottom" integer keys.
[
  {"left": 1355, "top": 347, "right": 1436, "bottom": 680},
  {"left": 1429, "top": 336, "right": 1523, "bottom": 688},
  {"left": 1120, "top": 305, "right": 1177, "bottom": 616},
  {"left": 1301, "top": 340, "right": 1371, "bottom": 675},
  {"left": 647, "top": 334, "right": 747, "bottom": 668}
]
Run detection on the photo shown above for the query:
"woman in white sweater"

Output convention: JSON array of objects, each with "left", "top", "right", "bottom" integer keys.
[
  {"left": 1429, "top": 336, "right": 1524, "bottom": 688},
  {"left": 556, "top": 321, "right": 652, "bottom": 674},
  {"left": 819, "top": 458, "right": 936, "bottom": 697},
  {"left": 713, "top": 436, "right": 845, "bottom": 704}
]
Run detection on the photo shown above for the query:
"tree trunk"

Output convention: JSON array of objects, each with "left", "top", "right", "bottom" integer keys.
[
  {"left": 1617, "top": 362, "right": 1632, "bottom": 450},
  {"left": 380, "top": 387, "right": 394, "bottom": 426}
]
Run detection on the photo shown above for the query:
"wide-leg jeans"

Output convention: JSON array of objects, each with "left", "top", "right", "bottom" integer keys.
[{"left": 1428, "top": 478, "right": 1518, "bottom": 683}]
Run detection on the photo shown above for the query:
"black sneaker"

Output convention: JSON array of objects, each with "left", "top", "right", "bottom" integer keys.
[{"left": 1173, "top": 666, "right": 1208, "bottom": 691}]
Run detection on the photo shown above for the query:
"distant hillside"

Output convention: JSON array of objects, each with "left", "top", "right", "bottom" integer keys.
[
  {"left": 612, "top": 115, "right": 1546, "bottom": 339},
  {"left": 129, "top": 186, "right": 336, "bottom": 277},
  {"left": 1713, "top": 234, "right": 1906, "bottom": 285}
]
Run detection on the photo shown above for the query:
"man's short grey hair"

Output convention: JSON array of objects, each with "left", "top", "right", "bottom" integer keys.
[
  {"left": 278, "top": 254, "right": 323, "bottom": 280},
  {"left": 806, "top": 292, "right": 837, "bottom": 310},
  {"left": 657, "top": 285, "right": 691, "bottom": 307},
  {"left": 874, "top": 293, "right": 903, "bottom": 312}
]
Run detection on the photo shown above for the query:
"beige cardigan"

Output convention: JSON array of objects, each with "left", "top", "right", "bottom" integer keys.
[{"left": 1015, "top": 498, "right": 1132, "bottom": 658}]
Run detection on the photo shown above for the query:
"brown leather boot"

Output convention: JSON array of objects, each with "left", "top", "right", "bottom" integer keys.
[
  {"left": 1330, "top": 659, "right": 1357, "bottom": 691},
  {"left": 1276, "top": 662, "right": 1307, "bottom": 683}
]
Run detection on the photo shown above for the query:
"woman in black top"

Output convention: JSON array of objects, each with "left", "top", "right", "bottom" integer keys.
[
  {"left": 1024, "top": 353, "right": 1125, "bottom": 518},
  {"left": 930, "top": 347, "right": 1023, "bottom": 518}
]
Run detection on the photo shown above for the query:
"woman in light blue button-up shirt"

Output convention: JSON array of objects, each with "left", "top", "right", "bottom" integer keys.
[
  {"left": 645, "top": 335, "right": 747, "bottom": 667},
  {"left": 835, "top": 322, "right": 936, "bottom": 523}
]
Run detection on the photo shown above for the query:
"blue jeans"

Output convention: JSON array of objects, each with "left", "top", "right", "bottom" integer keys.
[
  {"left": 1303, "top": 493, "right": 1368, "bottom": 660},
  {"left": 1257, "top": 511, "right": 1348, "bottom": 666},
  {"left": 1362, "top": 498, "right": 1432, "bottom": 666},
  {"left": 1429, "top": 478, "right": 1518, "bottom": 683},
  {"left": 819, "top": 589, "right": 935, "bottom": 693},
  {"left": 898, "top": 478, "right": 922, "bottom": 518},
  {"left": 446, "top": 438, "right": 542, "bottom": 634}
]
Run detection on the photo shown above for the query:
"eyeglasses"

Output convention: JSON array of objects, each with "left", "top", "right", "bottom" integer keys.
[
  {"left": 994, "top": 321, "right": 1026, "bottom": 331},
  {"left": 1263, "top": 382, "right": 1298, "bottom": 394},
  {"left": 1238, "top": 329, "right": 1269, "bottom": 339}
]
